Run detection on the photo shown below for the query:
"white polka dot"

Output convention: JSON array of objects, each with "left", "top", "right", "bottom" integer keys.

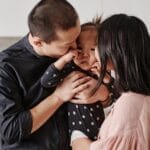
[
  {"left": 90, "top": 113, "right": 93, "bottom": 117},
  {"left": 68, "top": 112, "right": 70, "bottom": 116},
  {"left": 90, "top": 108, "right": 94, "bottom": 111},
  {"left": 69, "top": 129, "right": 71, "bottom": 133},
  {"left": 87, "top": 128, "right": 90, "bottom": 132},
  {"left": 48, "top": 82, "right": 51, "bottom": 85},
  {"left": 97, "top": 117, "right": 100, "bottom": 121},
  {"left": 72, "top": 66, "right": 75, "bottom": 69},
  {"left": 73, "top": 111, "right": 76, "bottom": 115},
  {"left": 96, "top": 105, "right": 100, "bottom": 108},
  {"left": 82, "top": 115, "right": 85, "bottom": 119},
  {"left": 46, "top": 71, "right": 49, "bottom": 75},
  {"left": 76, "top": 105, "right": 79, "bottom": 108},
  {"left": 91, "top": 122, "right": 94, "bottom": 126},
  {"left": 53, "top": 74, "right": 57, "bottom": 77},
  {"left": 84, "top": 106, "right": 87, "bottom": 109},
  {"left": 72, "top": 122, "right": 75, "bottom": 125},
  {"left": 79, "top": 121, "right": 82, "bottom": 125}
]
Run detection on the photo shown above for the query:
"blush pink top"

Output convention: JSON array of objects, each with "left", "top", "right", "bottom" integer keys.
[{"left": 90, "top": 92, "right": 150, "bottom": 150}]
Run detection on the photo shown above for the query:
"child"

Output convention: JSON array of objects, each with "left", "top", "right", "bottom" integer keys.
[{"left": 40, "top": 20, "right": 117, "bottom": 141}]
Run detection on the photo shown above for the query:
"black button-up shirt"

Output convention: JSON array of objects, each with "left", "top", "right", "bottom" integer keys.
[{"left": 0, "top": 35, "right": 70, "bottom": 150}]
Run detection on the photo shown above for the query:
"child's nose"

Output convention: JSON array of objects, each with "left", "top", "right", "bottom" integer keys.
[{"left": 83, "top": 52, "right": 89, "bottom": 57}]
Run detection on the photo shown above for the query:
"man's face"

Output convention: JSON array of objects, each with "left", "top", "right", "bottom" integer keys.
[{"left": 41, "top": 20, "right": 81, "bottom": 58}]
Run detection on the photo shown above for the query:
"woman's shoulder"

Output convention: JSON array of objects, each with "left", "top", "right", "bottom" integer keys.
[
  {"left": 116, "top": 92, "right": 146, "bottom": 109},
  {"left": 109, "top": 92, "right": 146, "bottom": 123}
]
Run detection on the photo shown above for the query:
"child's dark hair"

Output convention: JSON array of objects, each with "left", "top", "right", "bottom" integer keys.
[
  {"left": 81, "top": 16, "right": 101, "bottom": 32},
  {"left": 76, "top": 16, "right": 101, "bottom": 46}
]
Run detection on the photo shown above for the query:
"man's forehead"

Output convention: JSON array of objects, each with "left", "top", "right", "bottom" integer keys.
[
  {"left": 56, "top": 20, "right": 81, "bottom": 44},
  {"left": 57, "top": 30, "right": 80, "bottom": 44}
]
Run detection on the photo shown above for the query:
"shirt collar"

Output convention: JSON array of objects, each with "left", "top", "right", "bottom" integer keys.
[{"left": 23, "top": 34, "right": 57, "bottom": 62}]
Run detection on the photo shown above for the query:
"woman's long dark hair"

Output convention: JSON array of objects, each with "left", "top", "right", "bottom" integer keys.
[{"left": 97, "top": 14, "right": 150, "bottom": 95}]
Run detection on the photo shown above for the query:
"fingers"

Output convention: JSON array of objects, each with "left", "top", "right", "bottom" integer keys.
[
  {"left": 68, "top": 50, "right": 79, "bottom": 59},
  {"left": 73, "top": 81, "right": 90, "bottom": 94},
  {"left": 60, "top": 50, "right": 78, "bottom": 63},
  {"left": 66, "top": 71, "right": 87, "bottom": 81},
  {"left": 72, "top": 76, "right": 91, "bottom": 88},
  {"left": 70, "top": 99, "right": 84, "bottom": 104}
]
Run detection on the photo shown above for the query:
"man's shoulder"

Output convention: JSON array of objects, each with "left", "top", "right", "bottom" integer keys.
[{"left": 0, "top": 37, "right": 26, "bottom": 62}]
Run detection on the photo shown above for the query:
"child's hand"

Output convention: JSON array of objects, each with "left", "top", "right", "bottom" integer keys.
[
  {"left": 62, "top": 50, "right": 78, "bottom": 63},
  {"left": 54, "top": 50, "right": 78, "bottom": 70}
]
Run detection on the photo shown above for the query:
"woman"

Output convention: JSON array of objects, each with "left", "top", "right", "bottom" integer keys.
[{"left": 71, "top": 14, "right": 150, "bottom": 150}]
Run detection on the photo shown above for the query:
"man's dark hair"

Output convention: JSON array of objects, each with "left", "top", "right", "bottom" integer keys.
[{"left": 28, "top": 0, "right": 78, "bottom": 43}]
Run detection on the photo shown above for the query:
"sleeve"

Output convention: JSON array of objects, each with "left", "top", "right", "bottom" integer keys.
[
  {"left": 67, "top": 102, "right": 105, "bottom": 141},
  {"left": 90, "top": 94, "right": 145, "bottom": 150},
  {"left": 90, "top": 132, "right": 144, "bottom": 150},
  {"left": 0, "top": 66, "right": 32, "bottom": 144},
  {"left": 40, "top": 63, "right": 63, "bottom": 88},
  {"left": 70, "top": 130, "right": 88, "bottom": 145},
  {"left": 41, "top": 61, "right": 78, "bottom": 88}
]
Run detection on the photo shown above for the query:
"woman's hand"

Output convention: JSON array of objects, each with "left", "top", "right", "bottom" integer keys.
[{"left": 71, "top": 78, "right": 109, "bottom": 104}]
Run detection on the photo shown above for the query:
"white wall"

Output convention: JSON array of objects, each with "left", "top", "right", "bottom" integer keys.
[
  {"left": 101, "top": 0, "right": 150, "bottom": 32},
  {"left": 0, "top": 0, "right": 38, "bottom": 36},
  {"left": 0, "top": 0, "right": 150, "bottom": 36}
]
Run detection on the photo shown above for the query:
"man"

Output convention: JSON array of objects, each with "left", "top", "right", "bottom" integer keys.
[{"left": 0, "top": 0, "right": 89, "bottom": 149}]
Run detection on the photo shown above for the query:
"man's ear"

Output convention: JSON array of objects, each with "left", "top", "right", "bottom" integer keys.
[{"left": 33, "top": 36, "right": 43, "bottom": 48}]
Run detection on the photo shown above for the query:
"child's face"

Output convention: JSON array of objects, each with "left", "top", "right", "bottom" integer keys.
[{"left": 74, "top": 29, "right": 97, "bottom": 70}]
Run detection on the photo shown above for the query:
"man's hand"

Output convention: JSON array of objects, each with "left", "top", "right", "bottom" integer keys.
[{"left": 53, "top": 71, "right": 92, "bottom": 102}]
